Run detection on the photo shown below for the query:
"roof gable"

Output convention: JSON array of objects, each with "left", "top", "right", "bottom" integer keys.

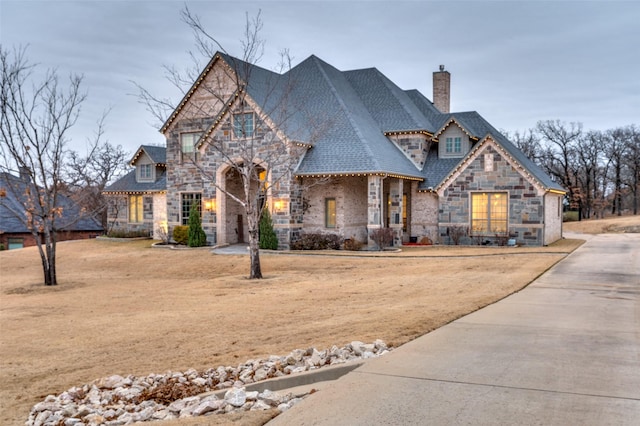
[
  {"left": 434, "top": 135, "right": 566, "bottom": 195},
  {"left": 130, "top": 145, "right": 166, "bottom": 166}
]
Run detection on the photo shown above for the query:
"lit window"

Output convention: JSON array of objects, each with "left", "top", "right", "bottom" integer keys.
[
  {"left": 181, "top": 193, "right": 202, "bottom": 225},
  {"left": 233, "top": 113, "right": 254, "bottom": 138},
  {"left": 325, "top": 198, "right": 336, "bottom": 228},
  {"left": 471, "top": 192, "right": 507, "bottom": 235},
  {"left": 128, "top": 195, "right": 144, "bottom": 223}
]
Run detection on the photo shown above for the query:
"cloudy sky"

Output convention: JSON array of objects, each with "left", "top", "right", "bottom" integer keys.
[{"left": 2, "top": 0, "right": 639, "bottom": 156}]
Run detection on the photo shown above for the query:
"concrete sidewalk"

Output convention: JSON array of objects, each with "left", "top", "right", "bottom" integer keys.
[{"left": 269, "top": 233, "right": 640, "bottom": 425}]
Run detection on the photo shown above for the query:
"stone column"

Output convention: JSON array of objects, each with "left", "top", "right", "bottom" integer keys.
[
  {"left": 367, "top": 175, "right": 384, "bottom": 249},
  {"left": 388, "top": 179, "right": 403, "bottom": 246}
]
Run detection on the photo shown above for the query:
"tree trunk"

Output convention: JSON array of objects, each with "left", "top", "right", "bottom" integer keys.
[{"left": 245, "top": 199, "right": 262, "bottom": 279}]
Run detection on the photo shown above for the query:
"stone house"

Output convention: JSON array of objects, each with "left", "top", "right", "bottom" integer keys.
[
  {"left": 0, "top": 171, "right": 103, "bottom": 249},
  {"left": 103, "top": 145, "right": 167, "bottom": 239},
  {"left": 106, "top": 52, "right": 566, "bottom": 248}
]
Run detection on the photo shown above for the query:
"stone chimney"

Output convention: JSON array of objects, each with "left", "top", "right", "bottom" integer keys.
[
  {"left": 19, "top": 166, "right": 31, "bottom": 182},
  {"left": 433, "top": 65, "right": 450, "bottom": 113}
]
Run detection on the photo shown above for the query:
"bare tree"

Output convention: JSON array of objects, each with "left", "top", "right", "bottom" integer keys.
[
  {"left": 135, "top": 8, "right": 320, "bottom": 279},
  {"left": 504, "top": 128, "right": 542, "bottom": 164},
  {"left": 66, "top": 118, "right": 129, "bottom": 229},
  {"left": 536, "top": 120, "right": 583, "bottom": 216},
  {"left": 0, "top": 46, "right": 88, "bottom": 285},
  {"left": 623, "top": 125, "right": 640, "bottom": 215},
  {"left": 577, "top": 130, "right": 608, "bottom": 219}
]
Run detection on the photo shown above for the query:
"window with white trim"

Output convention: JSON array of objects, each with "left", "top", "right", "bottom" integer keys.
[
  {"left": 446, "top": 137, "right": 462, "bottom": 154},
  {"left": 471, "top": 192, "right": 508, "bottom": 235},
  {"left": 138, "top": 164, "right": 153, "bottom": 181},
  {"left": 180, "top": 132, "right": 202, "bottom": 162},
  {"left": 232, "top": 113, "right": 254, "bottom": 138},
  {"left": 181, "top": 193, "right": 202, "bottom": 225},
  {"left": 325, "top": 198, "right": 336, "bottom": 228},
  {"left": 128, "top": 195, "right": 144, "bottom": 223}
]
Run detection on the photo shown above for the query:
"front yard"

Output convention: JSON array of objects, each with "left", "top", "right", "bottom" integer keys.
[{"left": 0, "top": 235, "right": 586, "bottom": 425}]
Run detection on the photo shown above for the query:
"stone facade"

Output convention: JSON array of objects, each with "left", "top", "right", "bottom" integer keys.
[
  {"left": 106, "top": 193, "right": 164, "bottom": 237},
  {"left": 437, "top": 141, "right": 553, "bottom": 246}
]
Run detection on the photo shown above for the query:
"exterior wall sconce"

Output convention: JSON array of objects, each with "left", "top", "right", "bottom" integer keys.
[
  {"left": 204, "top": 199, "right": 216, "bottom": 211},
  {"left": 273, "top": 199, "right": 286, "bottom": 212}
]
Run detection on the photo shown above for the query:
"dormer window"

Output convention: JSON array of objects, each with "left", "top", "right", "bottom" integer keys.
[
  {"left": 445, "top": 137, "right": 462, "bottom": 154},
  {"left": 138, "top": 164, "right": 153, "bottom": 182},
  {"left": 233, "top": 113, "right": 254, "bottom": 138}
]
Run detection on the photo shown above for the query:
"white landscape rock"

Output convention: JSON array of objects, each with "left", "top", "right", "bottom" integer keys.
[{"left": 25, "top": 340, "right": 391, "bottom": 425}]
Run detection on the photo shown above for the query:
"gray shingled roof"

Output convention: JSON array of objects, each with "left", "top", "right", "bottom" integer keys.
[
  {"left": 180, "top": 53, "right": 565, "bottom": 191},
  {"left": 422, "top": 112, "right": 565, "bottom": 192},
  {"left": 103, "top": 169, "right": 166, "bottom": 193},
  {"left": 0, "top": 172, "right": 103, "bottom": 233},
  {"left": 131, "top": 145, "right": 166, "bottom": 165}
]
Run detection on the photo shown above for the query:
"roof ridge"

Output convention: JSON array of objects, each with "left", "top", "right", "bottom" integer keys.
[{"left": 311, "top": 57, "right": 381, "bottom": 169}]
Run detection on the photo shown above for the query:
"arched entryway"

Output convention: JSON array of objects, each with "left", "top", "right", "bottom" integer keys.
[{"left": 216, "top": 162, "right": 267, "bottom": 246}]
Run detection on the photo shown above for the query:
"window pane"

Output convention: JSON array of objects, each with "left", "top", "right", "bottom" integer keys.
[
  {"left": 181, "top": 193, "right": 202, "bottom": 225},
  {"left": 233, "top": 113, "right": 254, "bottom": 138},
  {"left": 181, "top": 133, "right": 201, "bottom": 153},
  {"left": 471, "top": 193, "right": 489, "bottom": 234},
  {"left": 445, "top": 137, "right": 453, "bottom": 153},
  {"left": 489, "top": 193, "right": 508, "bottom": 233},
  {"left": 325, "top": 198, "right": 336, "bottom": 228},
  {"left": 129, "top": 195, "right": 143, "bottom": 223},
  {"left": 471, "top": 192, "right": 507, "bottom": 235},
  {"left": 454, "top": 137, "right": 461, "bottom": 153}
]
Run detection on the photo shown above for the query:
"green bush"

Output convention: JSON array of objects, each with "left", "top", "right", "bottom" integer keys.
[
  {"left": 291, "top": 233, "right": 343, "bottom": 250},
  {"left": 172, "top": 226, "right": 189, "bottom": 245},
  {"left": 187, "top": 204, "right": 207, "bottom": 247},
  {"left": 259, "top": 208, "right": 279, "bottom": 250}
]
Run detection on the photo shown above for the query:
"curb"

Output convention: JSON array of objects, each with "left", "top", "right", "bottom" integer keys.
[{"left": 207, "top": 360, "right": 364, "bottom": 399}]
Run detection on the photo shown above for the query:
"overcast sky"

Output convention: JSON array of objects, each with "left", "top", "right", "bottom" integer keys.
[{"left": 1, "top": 0, "right": 639, "bottom": 156}]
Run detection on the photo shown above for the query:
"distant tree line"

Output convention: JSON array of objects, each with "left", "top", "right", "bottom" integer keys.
[{"left": 505, "top": 121, "right": 640, "bottom": 219}]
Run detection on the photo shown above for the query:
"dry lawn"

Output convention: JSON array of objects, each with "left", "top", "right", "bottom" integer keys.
[
  {"left": 0, "top": 233, "right": 591, "bottom": 425},
  {"left": 563, "top": 213, "right": 640, "bottom": 234}
]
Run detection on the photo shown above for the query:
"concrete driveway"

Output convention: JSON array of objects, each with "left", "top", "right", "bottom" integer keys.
[{"left": 269, "top": 233, "right": 640, "bottom": 425}]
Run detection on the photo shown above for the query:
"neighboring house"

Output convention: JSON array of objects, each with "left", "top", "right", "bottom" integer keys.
[
  {"left": 0, "top": 171, "right": 103, "bottom": 250},
  {"left": 103, "top": 145, "right": 167, "bottom": 239},
  {"left": 110, "top": 53, "right": 566, "bottom": 248}
]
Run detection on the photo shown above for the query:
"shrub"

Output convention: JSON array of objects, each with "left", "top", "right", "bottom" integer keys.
[
  {"left": 448, "top": 225, "right": 467, "bottom": 245},
  {"left": 343, "top": 237, "right": 364, "bottom": 251},
  {"left": 290, "top": 233, "right": 343, "bottom": 250},
  {"left": 259, "top": 208, "right": 279, "bottom": 250},
  {"left": 106, "top": 229, "right": 150, "bottom": 238},
  {"left": 495, "top": 233, "right": 509, "bottom": 246},
  {"left": 369, "top": 227, "right": 394, "bottom": 250},
  {"left": 155, "top": 226, "right": 170, "bottom": 244},
  {"left": 172, "top": 226, "right": 189, "bottom": 245},
  {"left": 187, "top": 204, "right": 207, "bottom": 247}
]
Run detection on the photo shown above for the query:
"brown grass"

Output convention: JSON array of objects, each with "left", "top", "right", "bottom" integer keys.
[
  {"left": 563, "top": 214, "right": 640, "bottom": 234},
  {"left": 0, "top": 236, "right": 586, "bottom": 425}
]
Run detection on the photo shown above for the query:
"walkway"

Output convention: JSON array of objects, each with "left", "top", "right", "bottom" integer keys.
[{"left": 269, "top": 233, "right": 640, "bottom": 425}]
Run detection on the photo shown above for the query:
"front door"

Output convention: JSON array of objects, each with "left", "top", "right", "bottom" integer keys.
[{"left": 237, "top": 214, "right": 244, "bottom": 243}]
